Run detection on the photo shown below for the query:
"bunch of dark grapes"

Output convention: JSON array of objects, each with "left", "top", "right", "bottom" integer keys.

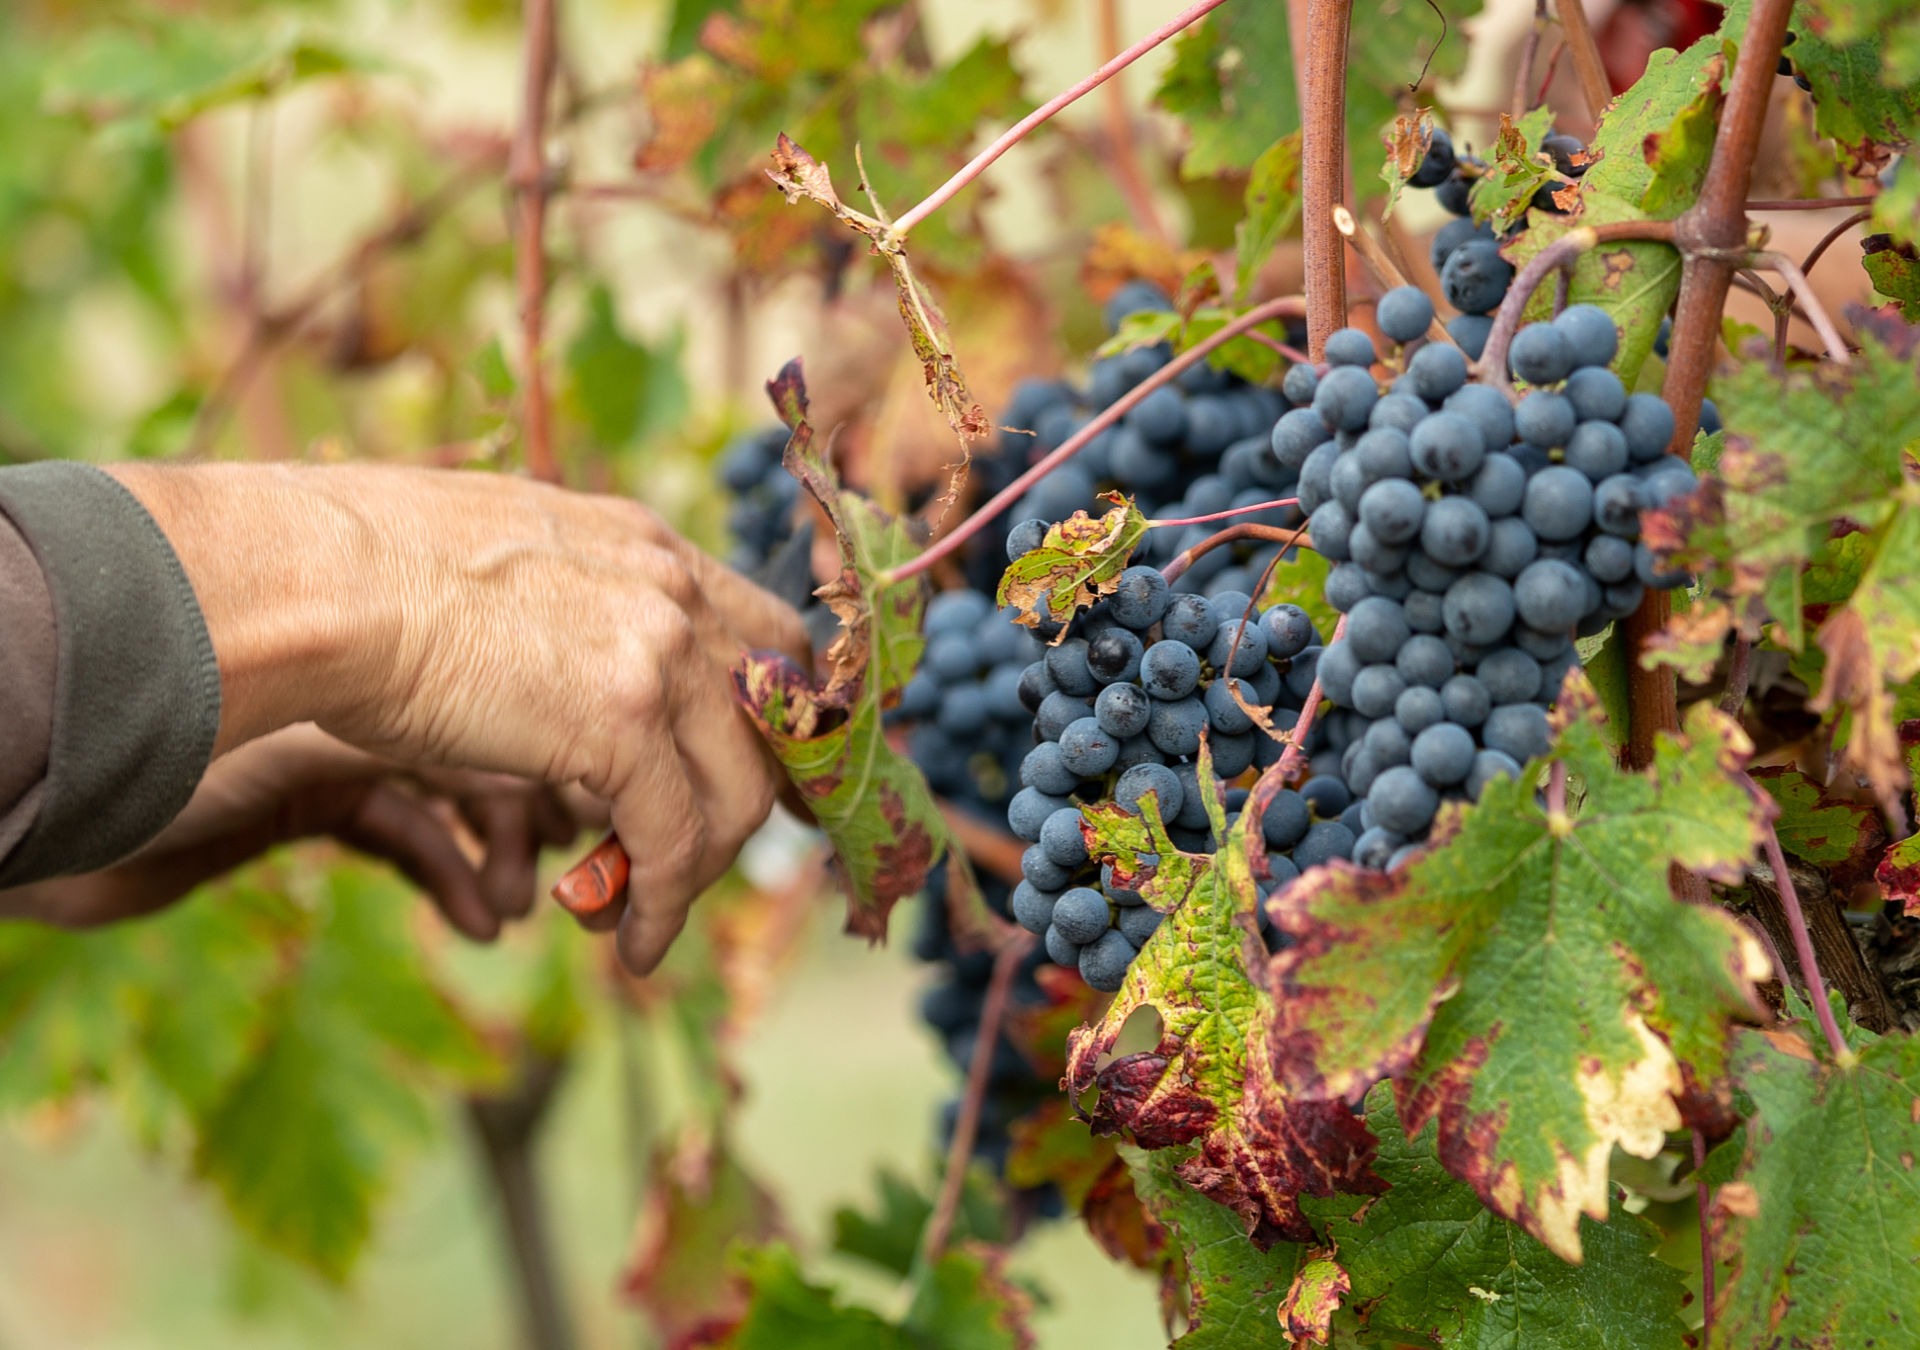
[
  {"left": 1290, "top": 291, "right": 1693, "bottom": 869},
  {"left": 1004, "top": 574, "right": 1330, "bottom": 990},
  {"left": 715, "top": 426, "right": 802, "bottom": 573}
]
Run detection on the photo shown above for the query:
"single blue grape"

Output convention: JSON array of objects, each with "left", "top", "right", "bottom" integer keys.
[
  {"left": 1116, "top": 761, "right": 1185, "bottom": 820},
  {"left": 1482, "top": 702, "right": 1551, "bottom": 764},
  {"left": 1141, "top": 639, "right": 1202, "bottom": 699},
  {"left": 1351, "top": 664, "right": 1410, "bottom": 719},
  {"left": 1313, "top": 364, "right": 1380, "bottom": 432},
  {"left": 1060, "top": 716, "right": 1122, "bottom": 777},
  {"left": 1564, "top": 366, "right": 1627, "bottom": 423},
  {"left": 1444, "top": 384, "right": 1518, "bottom": 457},
  {"left": 1096, "top": 681, "right": 1152, "bottom": 739},
  {"left": 1162, "top": 594, "right": 1218, "bottom": 649},
  {"left": 1513, "top": 558, "right": 1589, "bottom": 632},
  {"left": 1585, "top": 532, "right": 1636, "bottom": 584},
  {"left": 1409, "top": 341, "right": 1470, "bottom": 402},
  {"left": 1592, "top": 474, "right": 1645, "bottom": 537},
  {"left": 1293, "top": 820, "right": 1358, "bottom": 869},
  {"left": 1036, "top": 690, "right": 1093, "bottom": 741},
  {"left": 1325, "top": 327, "right": 1379, "bottom": 366},
  {"left": 1115, "top": 906, "right": 1162, "bottom": 951},
  {"left": 1283, "top": 363, "right": 1320, "bottom": 405},
  {"left": 1466, "top": 748, "right": 1524, "bottom": 800},
  {"left": 1408, "top": 127, "right": 1457, "bottom": 187},
  {"left": 1566, "top": 420, "right": 1629, "bottom": 480},
  {"left": 1514, "top": 391, "right": 1577, "bottom": 449},
  {"left": 1552, "top": 303, "right": 1620, "bottom": 369},
  {"left": 1420, "top": 496, "right": 1492, "bottom": 567},
  {"left": 1006, "top": 518, "right": 1048, "bottom": 562},
  {"left": 1482, "top": 515, "right": 1540, "bottom": 578},
  {"left": 1441, "top": 239, "right": 1514, "bottom": 315},
  {"left": 1368, "top": 765, "right": 1440, "bottom": 834},
  {"left": 1127, "top": 385, "right": 1188, "bottom": 444},
  {"left": 1011, "top": 881, "right": 1058, "bottom": 936},
  {"left": 1440, "top": 673, "right": 1490, "bottom": 727},
  {"left": 1411, "top": 411, "right": 1486, "bottom": 482},
  {"left": 1109, "top": 565, "right": 1171, "bottom": 630},
  {"left": 1262, "top": 789, "right": 1311, "bottom": 849},
  {"left": 1045, "top": 638, "right": 1098, "bottom": 695},
  {"left": 1023, "top": 844, "right": 1075, "bottom": 891},
  {"left": 1377, "top": 286, "right": 1437, "bottom": 344},
  {"left": 1147, "top": 697, "right": 1208, "bottom": 757},
  {"left": 1508, "top": 322, "right": 1573, "bottom": 385},
  {"left": 1051, "top": 886, "right": 1113, "bottom": 944},
  {"left": 1522, "top": 466, "right": 1595, "bottom": 541},
  {"left": 1448, "top": 313, "right": 1494, "bottom": 359},
  {"left": 1619, "top": 393, "right": 1677, "bottom": 462},
  {"left": 1044, "top": 923, "right": 1083, "bottom": 968},
  {"left": 1041, "top": 806, "right": 1091, "bottom": 868},
  {"left": 1261, "top": 604, "right": 1318, "bottom": 658},
  {"left": 1396, "top": 683, "right": 1446, "bottom": 734},
  {"left": 1442, "top": 572, "right": 1517, "bottom": 645}
]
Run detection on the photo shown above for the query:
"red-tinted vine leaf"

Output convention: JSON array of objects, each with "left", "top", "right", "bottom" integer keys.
[
  {"left": 622, "top": 1133, "right": 785, "bottom": 1343},
  {"left": 1065, "top": 745, "right": 1386, "bottom": 1247},
  {"left": 996, "top": 494, "right": 1149, "bottom": 635},
  {"left": 1646, "top": 322, "right": 1920, "bottom": 816},
  {"left": 1298, "top": 1087, "right": 1690, "bottom": 1348},
  {"left": 734, "top": 361, "right": 976, "bottom": 941},
  {"left": 1468, "top": 109, "right": 1556, "bottom": 231},
  {"left": 1267, "top": 677, "right": 1771, "bottom": 1261},
  {"left": 1276, "top": 1251, "right": 1346, "bottom": 1346},
  {"left": 632, "top": 55, "right": 730, "bottom": 172},
  {"left": 1236, "top": 134, "right": 1303, "bottom": 300},
  {"left": 1712, "top": 1027, "right": 1920, "bottom": 1347},
  {"left": 1751, "top": 766, "right": 1884, "bottom": 887},
  {"left": 1640, "top": 597, "right": 1734, "bottom": 683},
  {"left": 1864, "top": 232, "right": 1920, "bottom": 319},
  {"left": 1123, "top": 1144, "right": 1305, "bottom": 1350},
  {"left": 1378, "top": 108, "right": 1436, "bottom": 219},
  {"left": 766, "top": 134, "right": 989, "bottom": 457},
  {"left": 1787, "top": 1, "right": 1920, "bottom": 174},
  {"left": 1873, "top": 720, "right": 1920, "bottom": 913},
  {"left": 1006, "top": 1100, "right": 1165, "bottom": 1268}
]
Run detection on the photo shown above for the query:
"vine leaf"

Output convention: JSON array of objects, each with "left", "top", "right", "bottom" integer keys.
[
  {"left": 1123, "top": 1144, "right": 1306, "bottom": 1350},
  {"left": 1276, "top": 1251, "right": 1347, "bottom": 1345},
  {"left": 1873, "top": 721, "right": 1920, "bottom": 913},
  {"left": 1467, "top": 108, "right": 1555, "bottom": 231},
  {"left": 766, "top": 134, "right": 990, "bottom": 470},
  {"left": 996, "top": 493, "right": 1149, "bottom": 635},
  {"left": 1713, "top": 1028, "right": 1920, "bottom": 1348},
  {"left": 734, "top": 360, "right": 974, "bottom": 941},
  {"left": 1006, "top": 1100, "right": 1166, "bottom": 1268},
  {"left": 1065, "top": 744, "right": 1386, "bottom": 1247},
  {"left": 1377, "top": 108, "right": 1434, "bottom": 219},
  {"left": 1751, "top": 765, "right": 1885, "bottom": 888},
  {"left": 1265, "top": 677, "right": 1772, "bottom": 1262},
  {"left": 1237, "top": 133, "right": 1304, "bottom": 300},
  {"left": 1787, "top": 1, "right": 1920, "bottom": 174},
  {"left": 1645, "top": 321, "right": 1920, "bottom": 816},
  {"left": 1299, "top": 1087, "right": 1691, "bottom": 1348},
  {"left": 1641, "top": 596, "right": 1734, "bottom": 683},
  {"left": 1864, "top": 233, "right": 1920, "bottom": 318}
]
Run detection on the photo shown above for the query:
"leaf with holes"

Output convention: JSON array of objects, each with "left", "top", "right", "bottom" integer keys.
[
  {"left": 1298, "top": 1087, "right": 1690, "bottom": 1348},
  {"left": 1065, "top": 744, "right": 1385, "bottom": 1247},
  {"left": 1713, "top": 1027, "right": 1920, "bottom": 1348},
  {"left": 1265, "top": 677, "right": 1771, "bottom": 1261},
  {"left": 1468, "top": 109, "right": 1555, "bottom": 231},
  {"left": 734, "top": 360, "right": 975, "bottom": 942},
  {"left": 1646, "top": 320, "right": 1920, "bottom": 816},
  {"left": 996, "top": 494, "right": 1149, "bottom": 636}
]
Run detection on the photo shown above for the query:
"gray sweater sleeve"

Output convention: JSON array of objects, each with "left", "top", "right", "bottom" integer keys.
[{"left": 0, "top": 462, "right": 222, "bottom": 886}]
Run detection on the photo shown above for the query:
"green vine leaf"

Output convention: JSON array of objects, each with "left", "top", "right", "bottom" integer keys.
[
  {"left": 1788, "top": 1, "right": 1920, "bottom": 172},
  {"left": 1864, "top": 233, "right": 1920, "bottom": 318},
  {"left": 1124, "top": 1144, "right": 1306, "bottom": 1350},
  {"left": 1645, "top": 320, "right": 1920, "bottom": 815},
  {"left": 1468, "top": 108, "right": 1556, "bottom": 231},
  {"left": 1237, "top": 134, "right": 1303, "bottom": 300},
  {"left": 1065, "top": 744, "right": 1386, "bottom": 1247},
  {"left": 734, "top": 360, "right": 977, "bottom": 942},
  {"left": 1266, "top": 677, "right": 1772, "bottom": 1262},
  {"left": 996, "top": 493, "right": 1149, "bottom": 636},
  {"left": 1713, "top": 1027, "right": 1920, "bottom": 1348},
  {"left": 1751, "top": 765, "right": 1885, "bottom": 886},
  {"left": 1301, "top": 1088, "right": 1691, "bottom": 1348}
]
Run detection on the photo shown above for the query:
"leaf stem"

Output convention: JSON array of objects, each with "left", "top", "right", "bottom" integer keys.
[
  {"left": 922, "top": 933, "right": 1034, "bottom": 1264},
  {"left": 888, "top": 0, "right": 1229, "bottom": 238},
  {"left": 1512, "top": 0, "right": 1549, "bottom": 120},
  {"left": 1248, "top": 615, "right": 1346, "bottom": 879},
  {"left": 512, "top": 0, "right": 562, "bottom": 484},
  {"left": 1693, "top": 1127, "right": 1716, "bottom": 1342},
  {"left": 1745, "top": 250, "right": 1852, "bottom": 363},
  {"left": 1552, "top": 0, "right": 1614, "bottom": 123},
  {"left": 1756, "top": 804, "right": 1852, "bottom": 1062},
  {"left": 1148, "top": 497, "right": 1299, "bottom": 529},
  {"left": 1472, "top": 220, "right": 1678, "bottom": 389},
  {"left": 1720, "top": 632, "right": 1753, "bottom": 716},
  {"left": 1745, "top": 195, "right": 1876, "bottom": 210},
  {"left": 887, "top": 295, "right": 1308, "bottom": 583},
  {"left": 466, "top": 1052, "right": 578, "bottom": 1350},
  {"left": 1301, "top": 0, "right": 1355, "bottom": 356},
  {"left": 1160, "top": 521, "right": 1312, "bottom": 585},
  {"left": 1335, "top": 206, "right": 1456, "bottom": 347}
]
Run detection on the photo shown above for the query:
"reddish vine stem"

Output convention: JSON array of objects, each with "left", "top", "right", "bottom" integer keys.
[
  {"left": 1720, "top": 633, "right": 1753, "bottom": 716},
  {"left": 889, "top": 0, "right": 1228, "bottom": 237},
  {"left": 1745, "top": 251, "right": 1852, "bottom": 362},
  {"left": 1693, "top": 1127, "right": 1717, "bottom": 1341},
  {"left": 1300, "top": 0, "right": 1354, "bottom": 356},
  {"left": 1246, "top": 328, "right": 1315, "bottom": 364},
  {"left": 923, "top": 933, "right": 1034, "bottom": 1264},
  {"left": 889, "top": 296, "right": 1307, "bottom": 582},
  {"left": 1746, "top": 195, "right": 1876, "bottom": 210},
  {"left": 1534, "top": 41, "right": 1569, "bottom": 107},
  {"left": 1160, "top": 522, "right": 1313, "bottom": 585},
  {"left": 1473, "top": 220, "right": 1679, "bottom": 388},
  {"left": 1552, "top": 0, "right": 1613, "bottom": 123},
  {"left": 1094, "top": 0, "right": 1172, "bottom": 247},
  {"left": 1626, "top": 0, "right": 1796, "bottom": 775},
  {"left": 1149, "top": 497, "right": 1299, "bottom": 529},
  {"left": 512, "top": 0, "right": 561, "bottom": 484},
  {"left": 1248, "top": 617, "right": 1348, "bottom": 880},
  {"left": 1512, "top": 0, "right": 1549, "bottom": 120},
  {"left": 1755, "top": 803, "right": 1852, "bottom": 1062},
  {"left": 1799, "top": 206, "right": 1875, "bottom": 276},
  {"left": 1546, "top": 760, "right": 1569, "bottom": 818}
]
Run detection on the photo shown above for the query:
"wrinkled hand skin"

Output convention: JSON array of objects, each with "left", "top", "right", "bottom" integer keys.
[
  {"left": 101, "top": 464, "right": 813, "bottom": 974},
  {"left": 0, "top": 724, "right": 596, "bottom": 935}
]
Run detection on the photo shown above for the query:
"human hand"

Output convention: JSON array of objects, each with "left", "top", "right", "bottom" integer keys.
[
  {"left": 0, "top": 723, "right": 590, "bottom": 933},
  {"left": 106, "top": 463, "right": 813, "bottom": 975}
]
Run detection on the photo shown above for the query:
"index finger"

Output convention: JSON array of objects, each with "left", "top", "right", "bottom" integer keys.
[{"left": 678, "top": 546, "right": 816, "bottom": 675}]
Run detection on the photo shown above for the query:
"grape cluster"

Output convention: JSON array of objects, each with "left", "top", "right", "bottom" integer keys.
[
  {"left": 715, "top": 425, "right": 802, "bottom": 573},
  {"left": 1004, "top": 575, "right": 1325, "bottom": 990},
  {"left": 1291, "top": 293, "right": 1693, "bottom": 867}
]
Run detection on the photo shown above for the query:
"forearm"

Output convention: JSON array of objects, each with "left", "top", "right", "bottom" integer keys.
[{"left": 105, "top": 463, "right": 411, "bottom": 757}]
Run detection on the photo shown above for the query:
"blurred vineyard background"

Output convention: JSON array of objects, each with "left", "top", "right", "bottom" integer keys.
[{"left": 0, "top": 0, "right": 1889, "bottom": 1346}]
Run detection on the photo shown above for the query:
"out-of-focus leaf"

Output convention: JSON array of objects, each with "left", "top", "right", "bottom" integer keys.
[
  {"left": 900, "top": 1243, "right": 1037, "bottom": 1350},
  {"left": 1267, "top": 679, "right": 1771, "bottom": 1261},
  {"left": 1864, "top": 233, "right": 1920, "bottom": 318},
  {"left": 623, "top": 1135, "right": 784, "bottom": 1343},
  {"left": 1235, "top": 134, "right": 1302, "bottom": 300},
  {"left": 1789, "top": 2, "right": 1920, "bottom": 172},
  {"left": 1752, "top": 765, "right": 1884, "bottom": 882},
  {"left": 698, "top": 1244, "right": 911, "bottom": 1350},
  {"left": 564, "top": 285, "right": 690, "bottom": 450},
  {"left": 46, "top": 18, "right": 388, "bottom": 137},
  {"left": 830, "top": 1167, "right": 1003, "bottom": 1279},
  {"left": 1468, "top": 108, "right": 1556, "bottom": 231}
]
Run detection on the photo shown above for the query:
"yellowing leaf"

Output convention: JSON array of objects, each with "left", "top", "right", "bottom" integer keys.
[{"left": 996, "top": 494, "right": 1148, "bottom": 636}]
